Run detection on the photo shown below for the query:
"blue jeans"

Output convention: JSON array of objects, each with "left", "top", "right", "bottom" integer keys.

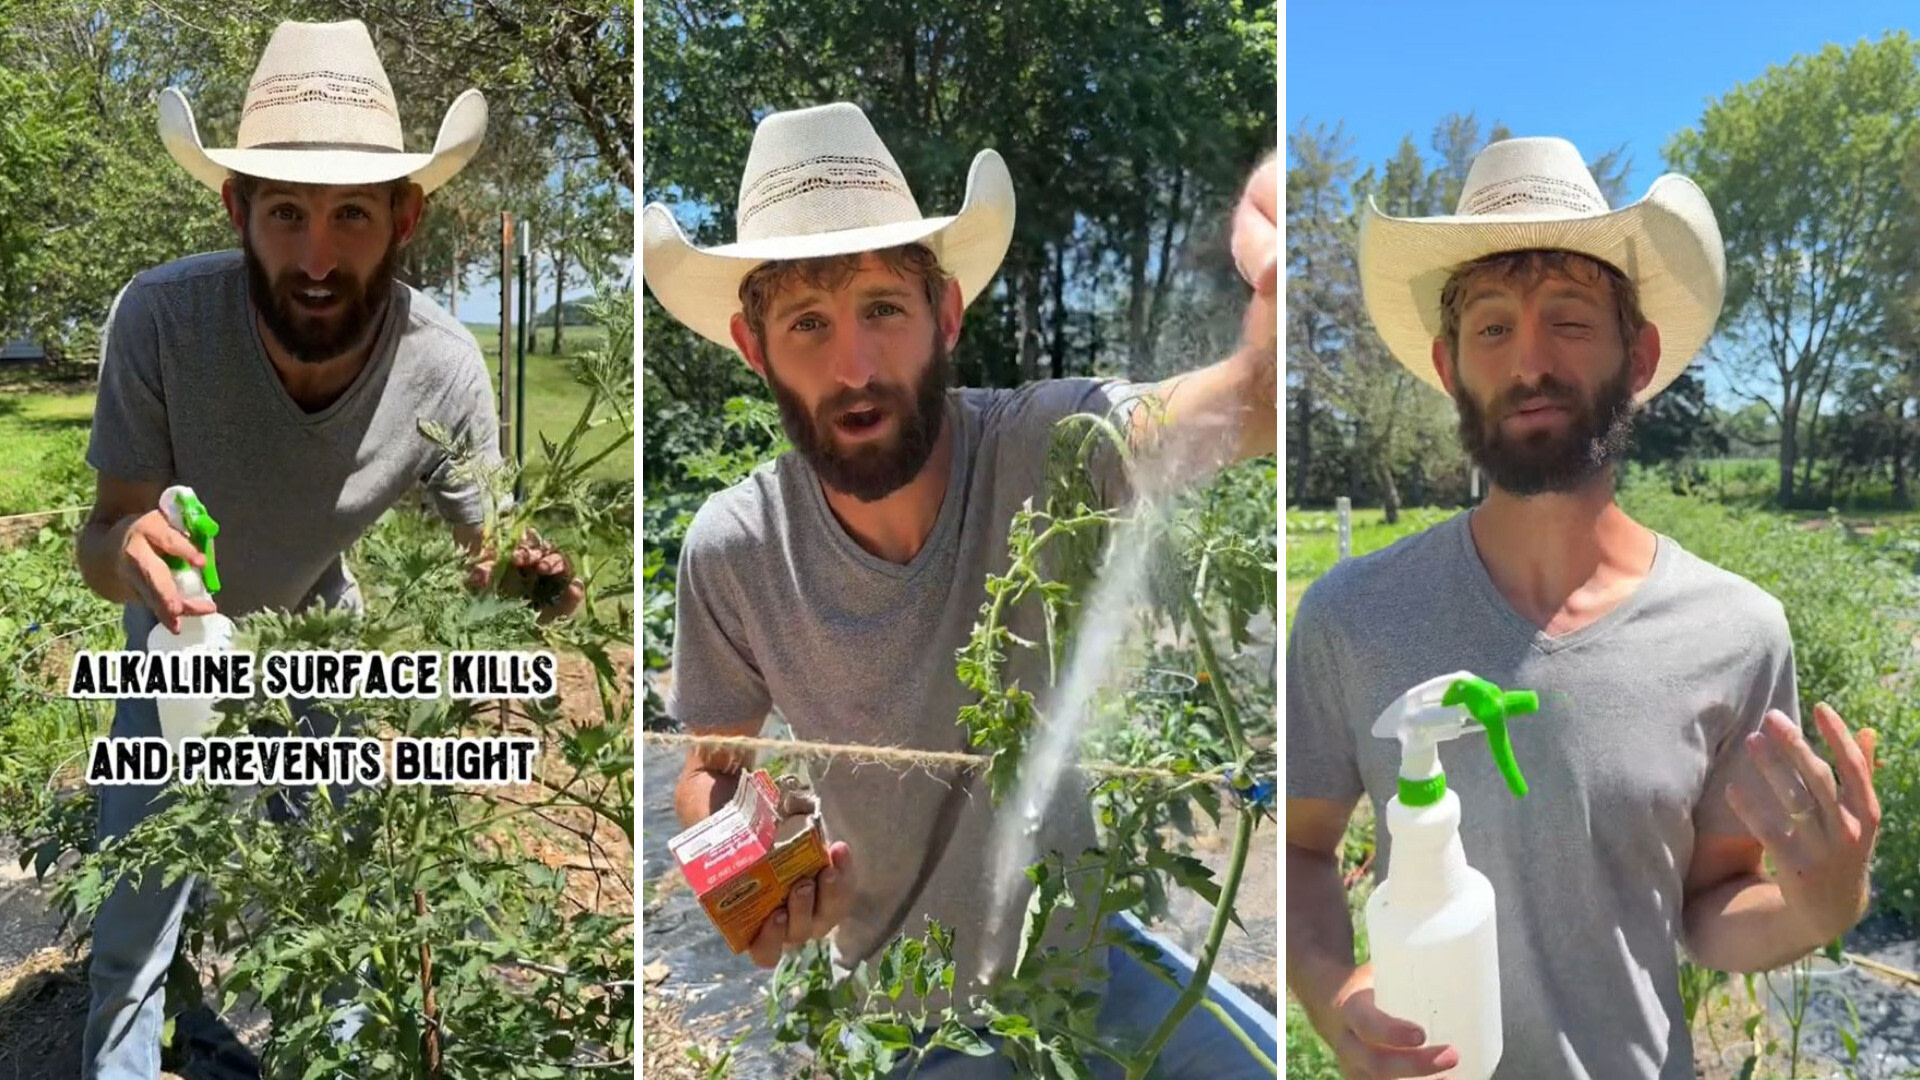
[
  {"left": 882, "top": 911, "right": 1278, "bottom": 1079},
  {"left": 83, "top": 696, "right": 368, "bottom": 1080}
]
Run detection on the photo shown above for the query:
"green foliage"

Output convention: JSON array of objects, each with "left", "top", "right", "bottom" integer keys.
[{"left": 0, "top": 287, "right": 637, "bottom": 1077}]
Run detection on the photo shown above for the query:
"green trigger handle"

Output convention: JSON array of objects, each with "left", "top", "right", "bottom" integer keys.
[
  {"left": 1442, "top": 676, "right": 1537, "bottom": 798},
  {"left": 161, "top": 491, "right": 222, "bottom": 594}
]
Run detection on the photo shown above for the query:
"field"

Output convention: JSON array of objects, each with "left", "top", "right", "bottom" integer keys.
[{"left": 1283, "top": 477, "right": 1920, "bottom": 1078}]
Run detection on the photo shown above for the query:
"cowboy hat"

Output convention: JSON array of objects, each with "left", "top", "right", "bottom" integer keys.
[
  {"left": 642, "top": 101, "right": 1015, "bottom": 353},
  {"left": 158, "top": 19, "right": 486, "bottom": 196},
  {"left": 1357, "top": 136, "right": 1725, "bottom": 403}
]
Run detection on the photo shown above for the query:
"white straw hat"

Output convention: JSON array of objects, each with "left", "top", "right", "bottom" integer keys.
[
  {"left": 158, "top": 19, "right": 486, "bottom": 195},
  {"left": 1358, "top": 136, "right": 1725, "bottom": 402},
  {"left": 642, "top": 101, "right": 1015, "bottom": 352}
]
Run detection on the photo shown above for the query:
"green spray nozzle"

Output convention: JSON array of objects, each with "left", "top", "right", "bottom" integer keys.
[
  {"left": 1372, "top": 670, "right": 1538, "bottom": 807},
  {"left": 1440, "top": 676, "right": 1536, "bottom": 799},
  {"left": 160, "top": 487, "right": 221, "bottom": 594}
]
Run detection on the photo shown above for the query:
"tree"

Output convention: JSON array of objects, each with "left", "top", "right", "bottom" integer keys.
[{"left": 1665, "top": 33, "right": 1920, "bottom": 506}]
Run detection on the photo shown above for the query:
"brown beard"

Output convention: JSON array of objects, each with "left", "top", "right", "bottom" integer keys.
[
  {"left": 765, "top": 333, "right": 952, "bottom": 502},
  {"left": 1452, "top": 361, "right": 1638, "bottom": 496},
  {"left": 243, "top": 233, "right": 398, "bottom": 365}
]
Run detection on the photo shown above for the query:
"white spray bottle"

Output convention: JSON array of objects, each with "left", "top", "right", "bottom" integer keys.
[
  {"left": 1364, "top": 671, "right": 1537, "bottom": 1080},
  {"left": 144, "top": 485, "right": 236, "bottom": 751}
]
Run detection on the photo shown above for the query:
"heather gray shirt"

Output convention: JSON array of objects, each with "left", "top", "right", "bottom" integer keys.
[
  {"left": 86, "top": 250, "right": 500, "bottom": 645},
  {"left": 667, "top": 379, "right": 1139, "bottom": 997},
  {"left": 1286, "top": 510, "right": 1797, "bottom": 1079}
]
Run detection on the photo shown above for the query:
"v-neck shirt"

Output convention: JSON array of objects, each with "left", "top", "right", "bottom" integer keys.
[{"left": 1287, "top": 509, "right": 1799, "bottom": 1079}]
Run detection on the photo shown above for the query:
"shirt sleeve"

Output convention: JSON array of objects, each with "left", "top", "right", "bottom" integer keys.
[
  {"left": 661, "top": 503, "right": 773, "bottom": 733},
  {"left": 1696, "top": 599, "right": 1799, "bottom": 839},
  {"left": 422, "top": 360, "right": 503, "bottom": 526},
  {"left": 1285, "top": 576, "right": 1365, "bottom": 805},
  {"left": 982, "top": 377, "right": 1148, "bottom": 511},
  {"left": 85, "top": 282, "right": 175, "bottom": 483}
]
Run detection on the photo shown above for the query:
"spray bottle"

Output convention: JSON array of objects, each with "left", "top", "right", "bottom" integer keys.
[
  {"left": 144, "top": 485, "right": 235, "bottom": 751},
  {"left": 1363, "top": 671, "right": 1537, "bottom": 1080}
]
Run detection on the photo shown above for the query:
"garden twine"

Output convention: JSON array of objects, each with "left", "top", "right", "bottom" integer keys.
[{"left": 641, "top": 730, "right": 1249, "bottom": 787}]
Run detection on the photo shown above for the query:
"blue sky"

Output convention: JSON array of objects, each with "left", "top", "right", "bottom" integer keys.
[{"left": 1287, "top": 1, "right": 1916, "bottom": 197}]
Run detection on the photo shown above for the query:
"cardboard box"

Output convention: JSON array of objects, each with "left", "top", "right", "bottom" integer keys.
[{"left": 668, "top": 769, "right": 830, "bottom": 953}]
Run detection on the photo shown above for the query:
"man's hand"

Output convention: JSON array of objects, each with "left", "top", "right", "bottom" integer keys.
[
  {"left": 747, "top": 841, "right": 854, "bottom": 969},
  {"left": 1313, "top": 964, "right": 1459, "bottom": 1079},
  {"left": 1231, "top": 152, "right": 1278, "bottom": 357},
  {"left": 466, "top": 527, "right": 586, "bottom": 622},
  {"left": 1725, "top": 704, "right": 1881, "bottom": 949},
  {"left": 113, "top": 510, "right": 218, "bottom": 634}
]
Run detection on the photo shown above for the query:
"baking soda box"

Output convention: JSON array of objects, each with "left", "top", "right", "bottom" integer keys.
[{"left": 668, "top": 769, "right": 830, "bottom": 952}]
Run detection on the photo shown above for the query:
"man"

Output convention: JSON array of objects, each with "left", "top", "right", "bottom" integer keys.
[
  {"left": 78, "top": 20, "right": 580, "bottom": 1078},
  {"left": 642, "top": 102, "right": 1279, "bottom": 1076},
  {"left": 1285, "top": 136, "right": 1882, "bottom": 1079}
]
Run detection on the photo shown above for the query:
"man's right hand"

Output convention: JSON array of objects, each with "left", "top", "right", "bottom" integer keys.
[
  {"left": 747, "top": 841, "right": 854, "bottom": 969},
  {"left": 113, "top": 510, "right": 218, "bottom": 633},
  {"left": 1319, "top": 965, "right": 1459, "bottom": 1079}
]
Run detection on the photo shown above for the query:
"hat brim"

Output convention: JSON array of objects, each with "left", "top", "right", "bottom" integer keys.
[
  {"left": 1357, "top": 174, "right": 1726, "bottom": 404},
  {"left": 158, "top": 87, "right": 488, "bottom": 196},
  {"left": 642, "top": 149, "right": 1016, "bottom": 353}
]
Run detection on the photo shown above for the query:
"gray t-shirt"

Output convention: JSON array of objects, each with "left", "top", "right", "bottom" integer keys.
[
  {"left": 1287, "top": 510, "right": 1796, "bottom": 1080},
  {"left": 86, "top": 250, "right": 500, "bottom": 645},
  {"left": 667, "top": 379, "right": 1138, "bottom": 998}
]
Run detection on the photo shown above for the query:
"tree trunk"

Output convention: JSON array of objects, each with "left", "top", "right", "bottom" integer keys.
[
  {"left": 1375, "top": 458, "right": 1402, "bottom": 525},
  {"left": 1896, "top": 399, "right": 1911, "bottom": 509},
  {"left": 1294, "top": 380, "right": 1313, "bottom": 507},
  {"left": 1777, "top": 403, "right": 1799, "bottom": 506},
  {"left": 1126, "top": 219, "right": 1151, "bottom": 379},
  {"left": 1347, "top": 419, "right": 1363, "bottom": 504},
  {"left": 1016, "top": 252, "right": 1041, "bottom": 383},
  {"left": 449, "top": 242, "right": 459, "bottom": 320},
  {"left": 551, "top": 251, "right": 565, "bottom": 355},
  {"left": 1048, "top": 242, "right": 1067, "bottom": 380}
]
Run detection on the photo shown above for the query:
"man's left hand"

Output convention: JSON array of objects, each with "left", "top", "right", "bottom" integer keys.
[
  {"left": 467, "top": 527, "right": 586, "bottom": 622},
  {"left": 1231, "top": 153, "right": 1278, "bottom": 357},
  {"left": 1726, "top": 704, "right": 1882, "bottom": 949}
]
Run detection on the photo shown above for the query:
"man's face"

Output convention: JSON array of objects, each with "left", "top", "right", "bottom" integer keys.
[
  {"left": 746, "top": 254, "right": 955, "bottom": 502},
  {"left": 229, "top": 181, "right": 414, "bottom": 364},
  {"left": 1442, "top": 258, "right": 1646, "bottom": 496}
]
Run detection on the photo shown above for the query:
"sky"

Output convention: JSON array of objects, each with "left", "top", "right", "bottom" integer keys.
[
  {"left": 1287, "top": 0, "right": 1917, "bottom": 197},
  {"left": 1286, "top": 0, "right": 1918, "bottom": 408}
]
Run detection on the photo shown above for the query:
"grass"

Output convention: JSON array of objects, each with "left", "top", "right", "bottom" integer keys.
[{"left": 464, "top": 323, "right": 628, "bottom": 486}]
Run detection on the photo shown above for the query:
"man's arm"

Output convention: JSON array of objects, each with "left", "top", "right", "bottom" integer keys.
[
  {"left": 1682, "top": 834, "right": 1823, "bottom": 973},
  {"left": 1287, "top": 796, "right": 1459, "bottom": 1077},
  {"left": 1130, "top": 153, "right": 1278, "bottom": 466}
]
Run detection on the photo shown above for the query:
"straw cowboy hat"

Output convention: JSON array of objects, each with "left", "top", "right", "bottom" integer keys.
[
  {"left": 642, "top": 101, "right": 1015, "bottom": 352},
  {"left": 1357, "top": 136, "right": 1726, "bottom": 403},
  {"left": 158, "top": 19, "right": 486, "bottom": 195}
]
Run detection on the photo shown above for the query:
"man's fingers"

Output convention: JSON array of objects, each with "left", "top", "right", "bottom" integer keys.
[
  {"left": 1767, "top": 710, "right": 1841, "bottom": 818},
  {"left": 748, "top": 911, "right": 787, "bottom": 968},
  {"left": 1341, "top": 990, "right": 1426, "bottom": 1048},
  {"left": 1747, "top": 715, "right": 1830, "bottom": 838},
  {"left": 816, "top": 842, "right": 854, "bottom": 929},
  {"left": 1358, "top": 1042, "right": 1460, "bottom": 1079},
  {"left": 1817, "top": 703, "right": 1881, "bottom": 827},
  {"left": 129, "top": 545, "right": 186, "bottom": 632},
  {"left": 784, "top": 881, "right": 817, "bottom": 946},
  {"left": 1726, "top": 776, "right": 1809, "bottom": 867}
]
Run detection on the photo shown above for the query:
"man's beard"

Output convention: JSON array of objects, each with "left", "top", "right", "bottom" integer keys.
[
  {"left": 767, "top": 336, "right": 951, "bottom": 503},
  {"left": 244, "top": 233, "right": 398, "bottom": 365},
  {"left": 1453, "top": 362, "right": 1638, "bottom": 496}
]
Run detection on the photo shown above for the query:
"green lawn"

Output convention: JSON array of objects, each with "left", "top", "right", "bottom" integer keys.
[{"left": 0, "top": 368, "right": 97, "bottom": 516}]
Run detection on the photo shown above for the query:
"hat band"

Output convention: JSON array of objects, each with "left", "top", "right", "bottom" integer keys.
[{"left": 243, "top": 140, "right": 407, "bottom": 153}]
